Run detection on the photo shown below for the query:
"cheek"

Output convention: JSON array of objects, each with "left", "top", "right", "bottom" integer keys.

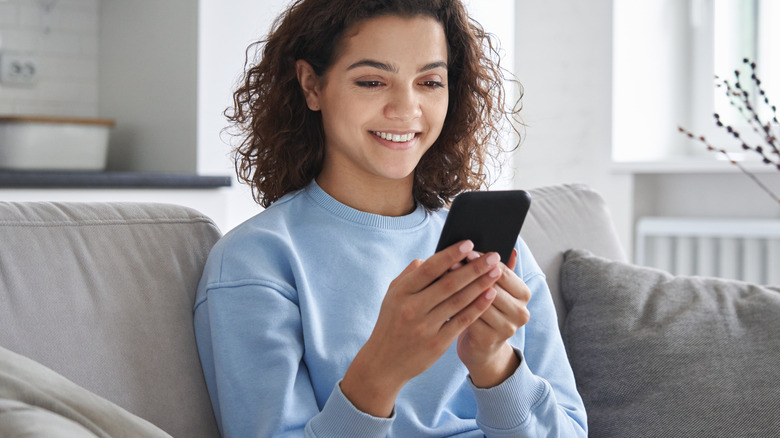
[
  {"left": 320, "top": 98, "right": 359, "bottom": 133},
  {"left": 329, "top": 95, "right": 375, "bottom": 126},
  {"left": 432, "top": 93, "right": 449, "bottom": 118},
  {"left": 429, "top": 97, "right": 449, "bottom": 131}
]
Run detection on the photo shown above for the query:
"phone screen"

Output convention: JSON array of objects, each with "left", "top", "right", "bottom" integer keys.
[{"left": 435, "top": 190, "right": 531, "bottom": 263}]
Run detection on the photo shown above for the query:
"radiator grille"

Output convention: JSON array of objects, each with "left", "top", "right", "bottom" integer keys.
[{"left": 635, "top": 217, "right": 780, "bottom": 285}]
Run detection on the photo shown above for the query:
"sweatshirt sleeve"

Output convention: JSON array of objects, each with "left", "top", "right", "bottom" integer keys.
[
  {"left": 468, "top": 240, "right": 588, "bottom": 437},
  {"left": 194, "top": 276, "right": 394, "bottom": 437}
]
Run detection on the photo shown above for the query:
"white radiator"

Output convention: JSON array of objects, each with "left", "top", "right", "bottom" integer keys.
[{"left": 636, "top": 217, "right": 780, "bottom": 285}]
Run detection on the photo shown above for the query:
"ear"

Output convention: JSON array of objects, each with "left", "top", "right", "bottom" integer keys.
[{"left": 296, "top": 60, "right": 322, "bottom": 111}]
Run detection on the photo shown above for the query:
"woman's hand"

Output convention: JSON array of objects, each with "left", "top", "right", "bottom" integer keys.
[
  {"left": 456, "top": 249, "right": 532, "bottom": 388},
  {"left": 340, "top": 240, "right": 502, "bottom": 417}
]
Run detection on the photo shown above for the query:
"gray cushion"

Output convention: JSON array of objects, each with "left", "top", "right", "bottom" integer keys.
[
  {"left": 560, "top": 249, "right": 780, "bottom": 438},
  {"left": 0, "top": 346, "right": 169, "bottom": 437},
  {"left": 0, "top": 202, "right": 222, "bottom": 437}
]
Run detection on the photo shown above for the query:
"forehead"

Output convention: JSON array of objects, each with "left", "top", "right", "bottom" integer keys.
[{"left": 333, "top": 15, "right": 448, "bottom": 68}]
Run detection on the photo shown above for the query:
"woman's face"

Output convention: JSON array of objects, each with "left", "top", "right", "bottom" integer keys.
[{"left": 302, "top": 14, "right": 449, "bottom": 188}]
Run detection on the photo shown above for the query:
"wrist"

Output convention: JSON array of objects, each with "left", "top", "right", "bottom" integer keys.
[
  {"left": 467, "top": 343, "right": 520, "bottom": 389},
  {"left": 340, "top": 347, "right": 405, "bottom": 418}
]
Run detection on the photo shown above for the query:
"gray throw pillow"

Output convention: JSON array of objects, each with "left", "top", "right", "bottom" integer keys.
[
  {"left": 560, "top": 249, "right": 780, "bottom": 438},
  {"left": 0, "top": 346, "right": 171, "bottom": 438}
]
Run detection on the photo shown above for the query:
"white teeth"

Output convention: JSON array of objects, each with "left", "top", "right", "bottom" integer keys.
[{"left": 374, "top": 131, "right": 414, "bottom": 142}]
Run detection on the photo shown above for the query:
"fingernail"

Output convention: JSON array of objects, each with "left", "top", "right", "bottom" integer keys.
[
  {"left": 459, "top": 240, "right": 474, "bottom": 253},
  {"left": 488, "top": 266, "right": 501, "bottom": 278},
  {"left": 486, "top": 253, "right": 500, "bottom": 266},
  {"left": 467, "top": 251, "right": 479, "bottom": 261},
  {"left": 485, "top": 287, "right": 497, "bottom": 300}
]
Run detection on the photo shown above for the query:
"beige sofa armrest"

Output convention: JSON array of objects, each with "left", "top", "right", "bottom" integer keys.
[
  {"left": 522, "top": 184, "right": 627, "bottom": 328},
  {"left": 0, "top": 202, "right": 222, "bottom": 438}
]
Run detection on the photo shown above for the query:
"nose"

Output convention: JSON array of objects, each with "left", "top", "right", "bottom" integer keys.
[{"left": 384, "top": 86, "right": 422, "bottom": 121}]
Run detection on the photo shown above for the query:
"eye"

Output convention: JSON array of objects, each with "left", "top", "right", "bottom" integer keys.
[
  {"left": 420, "top": 80, "right": 445, "bottom": 89},
  {"left": 356, "top": 80, "right": 384, "bottom": 88}
]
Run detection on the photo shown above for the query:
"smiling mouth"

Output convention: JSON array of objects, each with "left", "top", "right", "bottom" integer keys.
[{"left": 371, "top": 131, "right": 417, "bottom": 143}]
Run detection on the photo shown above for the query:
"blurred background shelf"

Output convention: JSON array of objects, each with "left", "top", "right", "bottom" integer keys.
[{"left": 0, "top": 170, "right": 231, "bottom": 189}]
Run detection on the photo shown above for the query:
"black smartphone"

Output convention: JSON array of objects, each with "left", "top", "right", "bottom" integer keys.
[{"left": 435, "top": 190, "right": 532, "bottom": 264}]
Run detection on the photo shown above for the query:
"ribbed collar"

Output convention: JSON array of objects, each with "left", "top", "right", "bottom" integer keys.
[{"left": 304, "top": 180, "right": 429, "bottom": 230}]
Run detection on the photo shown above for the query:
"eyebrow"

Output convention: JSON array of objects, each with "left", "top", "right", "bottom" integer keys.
[
  {"left": 346, "top": 59, "right": 448, "bottom": 73},
  {"left": 418, "top": 61, "right": 448, "bottom": 72}
]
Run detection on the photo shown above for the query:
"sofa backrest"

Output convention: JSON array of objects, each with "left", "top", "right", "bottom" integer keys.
[
  {"left": 0, "top": 202, "right": 222, "bottom": 438},
  {"left": 523, "top": 184, "right": 627, "bottom": 328}
]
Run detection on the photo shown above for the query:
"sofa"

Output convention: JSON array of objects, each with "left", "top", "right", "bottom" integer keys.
[{"left": 1, "top": 183, "right": 778, "bottom": 437}]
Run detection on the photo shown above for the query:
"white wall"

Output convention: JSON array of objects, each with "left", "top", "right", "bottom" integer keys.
[
  {"left": 635, "top": 172, "right": 780, "bottom": 220},
  {"left": 196, "top": 0, "right": 290, "bottom": 230},
  {"left": 99, "top": 0, "right": 198, "bottom": 173},
  {"left": 0, "top": 0, "right": 99, "bottom": 117},
  {"left": 512, "top": 0, "right": 634, "bottom": 253},
  {"left": 0, "top": 0, "right": 200, "bottom": 174}
]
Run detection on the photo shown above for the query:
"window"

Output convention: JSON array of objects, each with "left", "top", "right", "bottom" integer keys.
[{"left": 613, "top": 0, "right": 779, "bottom": 162}]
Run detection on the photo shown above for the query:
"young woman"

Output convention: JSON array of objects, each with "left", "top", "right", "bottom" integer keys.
[{"left": 194, "top": 0, "right": 587, "bottom": 436}]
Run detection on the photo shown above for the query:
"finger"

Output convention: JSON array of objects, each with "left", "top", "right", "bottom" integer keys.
[
  {"left": 483, "top": 284, "right": 514, "bottom": 315},
  {"left": 402, "top": 258, "right": 424, "bottom": 276},
  {"left": 507, "top": 249, "right": 518, "bottom": 271},
  {"left": 388, "top": 258, "right": 425, "bottom": 289},
  {"left": 429, "top": 254, "right": 502, "bottom": 321},
  {"left": 465, "top": 310, "right": 496, "bottom": 340},
  {"left": 496, "top": 267, "right": 531, "bottom": 303},
  {"left": 450, "top": 251, "right": 480, "bottom": 272},
  {"left": 476, "top": 287, "right": 526, "bottom": 338},
  {"left": 429, "top": 252, "right": 501, "bottom": 301},
  {"left": 440, "top": 288, "right": 497, "bottom": 337},
  {"left": 399, "top": 240, "right": 474, "bottom": 293}
]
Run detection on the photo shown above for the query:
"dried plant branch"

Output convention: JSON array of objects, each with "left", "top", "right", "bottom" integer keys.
[
  {"left": 679, "top": 58, "right": 780, "bottom": 205},
  {"left": 720, "top": 60, "right": 780, "bottom": 157},
  {"left": 677, "top": 127, "right": 780, "bottom": 205},
  {"left": 716, "top": 79, "right": 777, "bottom": 154}
]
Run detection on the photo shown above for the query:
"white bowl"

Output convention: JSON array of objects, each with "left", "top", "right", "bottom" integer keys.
[{"left": 0, "top": 116, "right": 114, "bottom": 171}]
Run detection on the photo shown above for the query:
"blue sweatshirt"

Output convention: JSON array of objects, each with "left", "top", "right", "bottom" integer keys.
[{"left": 193, "top": 181, "right": 587, "bottom": 437}]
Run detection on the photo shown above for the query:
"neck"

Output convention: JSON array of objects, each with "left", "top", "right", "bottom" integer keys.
[{"left": 316, "top": 170, "right": 416, "bottom": 217}]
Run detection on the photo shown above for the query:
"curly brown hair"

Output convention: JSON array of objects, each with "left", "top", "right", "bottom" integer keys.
[{"left": 228, "top": 0, "right": 522, "bottom": 210}]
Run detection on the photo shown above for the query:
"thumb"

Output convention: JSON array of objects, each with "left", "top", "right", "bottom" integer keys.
[{"left": 507, "top": 249, "right": 518, "bottom": 271}]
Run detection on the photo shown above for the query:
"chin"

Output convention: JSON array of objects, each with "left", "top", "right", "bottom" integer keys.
[{"left": 377, "top": 163, "right": 420, "bottom": 181}]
